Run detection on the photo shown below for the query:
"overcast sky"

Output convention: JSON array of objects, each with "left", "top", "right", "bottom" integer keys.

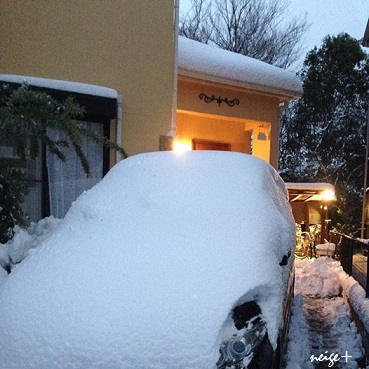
[{"left": 179, "top": 0, "right": 369, "bottom": 67}]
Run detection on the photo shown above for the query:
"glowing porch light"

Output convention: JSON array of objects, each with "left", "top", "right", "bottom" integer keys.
[
  {"left": 321, "top": 189, "right": 336, "bottom": 202},
  {"left": 173, "top": 139, "right": 192, "bottom": 154}
]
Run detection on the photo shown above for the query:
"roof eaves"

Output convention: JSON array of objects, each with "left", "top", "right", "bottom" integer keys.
[{"left": 178, "top": 67, "right": 303, "bottom": 101}]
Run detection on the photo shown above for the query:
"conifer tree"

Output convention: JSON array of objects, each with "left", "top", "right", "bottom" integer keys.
[
  {"left": 279, "top": 33, "right": 369, "bottom": 230},
  {"left": 0, "top": 83, "right": 127, "bottom": 176},
  {"left": 0, "top": 168, "right": 28, "bottom": 244},
  {"left": 0, "top": 82, "right": 127, "bottom": 242}
]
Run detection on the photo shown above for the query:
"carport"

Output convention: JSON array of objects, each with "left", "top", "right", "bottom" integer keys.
[{"left": 286, "top": 182, "right": 336, "bottom": 243}]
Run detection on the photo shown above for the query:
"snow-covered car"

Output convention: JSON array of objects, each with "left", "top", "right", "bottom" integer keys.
[{"left": 0, "top": 151, "right": 295, "bottom": 369}]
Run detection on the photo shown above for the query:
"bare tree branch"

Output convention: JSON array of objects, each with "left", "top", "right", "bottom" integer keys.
[
  {"left": 179, "top": 0, "right": 212, "bottom": 43},
  {"left": 179, "top": 0, "right": 309, "bottom": 69}
]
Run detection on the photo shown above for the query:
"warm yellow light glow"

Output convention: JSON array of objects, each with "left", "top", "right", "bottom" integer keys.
[
  {"left": 173, "top": 139, "right": 192, "bottom": 154},
  {"left": 321, "top": 190, "right": 335, "bottom": 202}
]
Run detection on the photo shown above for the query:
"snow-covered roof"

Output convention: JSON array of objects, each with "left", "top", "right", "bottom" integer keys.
[
  {"left": 0, "top": 151, "right": 295, "bottom": 369},
  {"left": 0, "top": 74, "right": 118, "bottom": 99},
  {"left": 286, "top": 182, "right": 336, "bottom": 202},
  {"left": 286, "top": 182, "right": 335, "bottom": 192},
  {"left": 178, "top": 36, "right": 303, "bottom": 99}
]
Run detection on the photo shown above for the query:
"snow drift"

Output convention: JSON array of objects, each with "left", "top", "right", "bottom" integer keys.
[{"left": 0, "top": 151, "right": 295, "bottom": 369}]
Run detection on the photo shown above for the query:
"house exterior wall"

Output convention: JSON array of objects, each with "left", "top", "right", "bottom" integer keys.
[
  {"left": 177, "top": 78, "right": 281, "bottom": 168},
  {"left": 0, "top": 0, "right": 175, "bottom": 156}
]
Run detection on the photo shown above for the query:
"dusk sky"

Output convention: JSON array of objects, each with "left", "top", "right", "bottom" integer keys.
[{"left": 179, "top": 0, "right": 369, "bottom": 67}]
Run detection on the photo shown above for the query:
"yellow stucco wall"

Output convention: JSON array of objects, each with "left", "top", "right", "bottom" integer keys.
[
  {"left": 177, "top": 78, "right": 281, "bottom": 167},
  {"left": 0, "top": 0, "right": 175, "bottom": 156}
]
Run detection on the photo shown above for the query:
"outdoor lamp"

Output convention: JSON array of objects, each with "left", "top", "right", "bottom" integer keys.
[{"left": 321, "top": 190, "right": 335, "bottom": 202}]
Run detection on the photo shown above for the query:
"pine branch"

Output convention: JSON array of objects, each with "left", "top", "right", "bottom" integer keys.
[{"left": 0, "top": 82, "right": 127, "bottom": 178}]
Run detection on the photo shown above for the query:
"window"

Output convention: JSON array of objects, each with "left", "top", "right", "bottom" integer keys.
[
  {"left": 0, "top": 76, "right": 119, "bottom": 221},
  {"left": 46, "top": 121, "right": 104, "bottom": 218}
]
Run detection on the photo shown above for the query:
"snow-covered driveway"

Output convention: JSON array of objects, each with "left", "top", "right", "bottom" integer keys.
[{"left": 286, "top": 258, "right": 365, "bottom": 369}]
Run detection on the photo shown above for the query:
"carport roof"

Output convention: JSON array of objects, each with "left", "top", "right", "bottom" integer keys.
[
  {"left": 178, "top": 36, "right": 303, "bottom": 100},
  {"left": 286, "top": 182, "right": 336, "bottom": 202}
]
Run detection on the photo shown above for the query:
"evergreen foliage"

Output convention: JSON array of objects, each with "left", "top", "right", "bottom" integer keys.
[
  {"left": 279, "top": 33, "right": 369, "bottom": 231},
  {"left": 0, "top": 168, "right": 28, "bottom": 244},
  {"left": 0, "top": 83, "right": 127, "bottom": 176},
  {"left": 0, "top": 82, "right": 127, "bottom": 242}
]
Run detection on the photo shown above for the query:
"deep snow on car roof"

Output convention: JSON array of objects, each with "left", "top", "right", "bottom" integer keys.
[{"left": 0, "top": 151, "right": 295, "bottom": 369}]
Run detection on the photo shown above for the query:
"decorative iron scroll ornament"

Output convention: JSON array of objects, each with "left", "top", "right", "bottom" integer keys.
[{"left": 199, "top": 93, "right": 240, "bottom": 107}]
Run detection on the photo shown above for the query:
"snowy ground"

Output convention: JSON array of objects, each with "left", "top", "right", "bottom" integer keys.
[
  {"left": 0, "top": 216, "right": 61, "bottom": 271},
  {"left": 286, "top": 258, "right": 366, "bottom": 369}
]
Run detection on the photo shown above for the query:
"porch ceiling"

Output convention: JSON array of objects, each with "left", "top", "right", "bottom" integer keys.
[{"left": 288, "top": 190, "right": 323, "bottom": 202}]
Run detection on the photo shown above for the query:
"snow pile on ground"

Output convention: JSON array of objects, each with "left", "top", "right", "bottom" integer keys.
[
  {"left": 285, "top": 292, "right": 313, "bottom": 369},
  {"left": 295, "top": 257, "right": 342, "bottom": 297},
  {"left": 0, "top": 216, "right": 61, "bottom": 275},
  {"left": 340, "top": 268, "right": 369, "bottom": 335},
  {"left": 0, "top": 264, "right": 7, "bottom": 283},
  {"left": 286, "top": 258, "right": 364, "bottom": 369},
  {"left": 0, "top": 151, "right": 295, "bottom": 369}
]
